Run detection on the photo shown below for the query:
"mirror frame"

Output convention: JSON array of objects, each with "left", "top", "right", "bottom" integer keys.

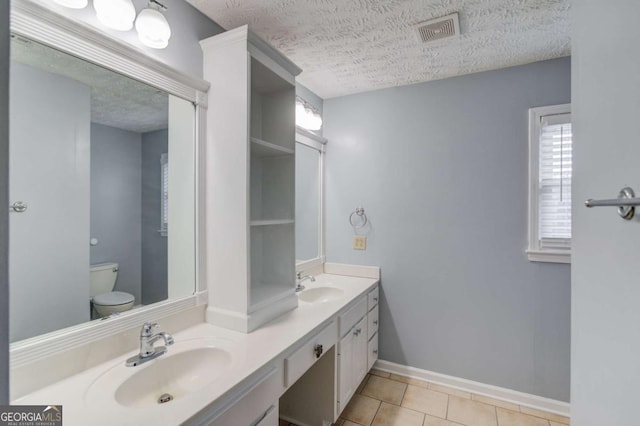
[
  {"left": 295, "top": 126, "right": 327, "bottom": 273},
  {"left": 9, "top": 0, "right": 210, "bottom": 368}
]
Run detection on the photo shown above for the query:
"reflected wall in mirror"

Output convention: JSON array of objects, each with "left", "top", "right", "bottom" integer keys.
[
  {"left": 9, "top": 35, "right": 196, "bottom": 342},
  {"left": 295, "top": 142, "right": 321, "bottom": 262}
]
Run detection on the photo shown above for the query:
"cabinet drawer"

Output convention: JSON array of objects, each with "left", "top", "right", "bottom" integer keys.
[
  {"left": 207, "top": 367, "right": 280, "bottom": 426},
  {"left": 285, "top": 320, "right": 337, "bottom": 387},
  {"left": 339, "top": 296, "right": 367, "bottom": 337},
  {"left": 367, "top": 286, "right": 379, "bottom": 311},
  {"left": 367, "top": 305, "right": 379, "bottom": 340},
  {"left": 368, "top": 333, "right": 378, "bottom": 371}
]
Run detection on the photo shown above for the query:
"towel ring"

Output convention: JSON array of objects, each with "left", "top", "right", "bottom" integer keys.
[{"left": 349, "top": 207, "right": 367, "bottom": 228}]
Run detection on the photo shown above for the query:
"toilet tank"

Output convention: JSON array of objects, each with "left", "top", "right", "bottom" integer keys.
[{"left": 90, "top": 262, "right": 119, "bottom": 298}]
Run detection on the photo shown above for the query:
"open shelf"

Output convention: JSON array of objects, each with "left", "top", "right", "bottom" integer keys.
[
  {"left": 251, "top": 219, "right": 294, "bottom": 226},
  {"left": 251, "top": 137, "right": 294, "bottom": 157}
]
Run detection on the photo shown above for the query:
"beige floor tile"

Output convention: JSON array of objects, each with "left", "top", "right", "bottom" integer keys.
[
  {"left": 362, "top": 375, "right": 407, "bottom": 405},
  {"left": 497, "top": 408, "right": 550, "bottom": 426},
  {"left": 429, "top": 383, "right": 472, "bottom": 399},
  {"left": 520, "top": 407, "right": 570, "bottom": 424},
  {"left": 332, "top": 420, "right": 345, "bottom": 426},
  {"left": 471, "top": 394, "right": 519, "bottom": 411},
  {"left": 549, "top": 422, "right": 569, "bottom": 426},
  {"left": 372, "top": 402, "right": 424, "bottom": 426},
  {"left": 356, "top": 374, "right": 371, "bottom": 394},
  {"left": 447, "top": 395, "right": 497, "bottom": 426},
  {"left": 424, "top": 415, "right": 465, "bottom": 426},
  {"left": 370, "top": 369, "right": 391, "bottom": 378},
  {"left": 342, "top": 394, "right": 381, "bottom": 426},
  {"left": 342, "top": 421, "right": 361, "bottom": 426},
  {"left": 389, "top": 373, "right": 430, "bottom": 388},
  {"left": 401, "top": 384, "right": 448, "bottom": 418}
]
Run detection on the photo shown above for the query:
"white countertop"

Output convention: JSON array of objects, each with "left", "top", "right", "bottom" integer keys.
[{"left": 13, "top": 273, "right": 379, "bottom": 426}]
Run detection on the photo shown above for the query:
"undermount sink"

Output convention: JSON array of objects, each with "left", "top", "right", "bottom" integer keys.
[
  {"left": 298, "top": 286, "right": 345, "bottom": 303},
  {"left": 85, "top": 338, "right": 235, "bottom": 409}
]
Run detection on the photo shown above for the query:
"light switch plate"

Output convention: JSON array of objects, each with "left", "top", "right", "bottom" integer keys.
[{"left": 353, "top": 235, "right": 367, "bottom": 250}]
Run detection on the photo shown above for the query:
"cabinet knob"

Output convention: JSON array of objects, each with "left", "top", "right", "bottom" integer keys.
[
  {"left": 373, "top": 349, "right": 378, "bottom": 354},
  {"left": 353, "top": 328, "right": 362, "bottom": 336},
  {"left": 373, "top": 297, "right": 378, "bottom": 302},
  {"left": 373, "top": 320, "right": 378, "bottom": 325},
  {"left": 314, "top": 344, "right": 323, "bottom": 358}
]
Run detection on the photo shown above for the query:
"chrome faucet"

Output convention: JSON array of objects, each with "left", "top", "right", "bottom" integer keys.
[
  {"left": 125, "top": 322, "right": 174, "bottom": 367},
  {"left": 296, "top": 272, "right": 315, "bottom": 293}
]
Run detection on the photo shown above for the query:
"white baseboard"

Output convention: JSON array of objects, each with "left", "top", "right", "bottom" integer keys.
[{"left": 374, "top": 360, "right": 570, "bottom": 418}]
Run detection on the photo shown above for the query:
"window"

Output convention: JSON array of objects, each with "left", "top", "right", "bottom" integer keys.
[
  {"left": 528, "top": 104, "right": 572, "bottom": 263},
  {"left": 160, "top": 153, "right": 168, "bottom": 237}
]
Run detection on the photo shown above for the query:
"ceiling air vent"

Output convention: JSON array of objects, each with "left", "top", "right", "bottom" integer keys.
[{"left": 416, "top": 13, "right": 460, "bottom": 43}]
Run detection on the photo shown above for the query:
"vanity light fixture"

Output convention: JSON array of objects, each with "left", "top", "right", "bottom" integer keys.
[
  {"left": 52, "top": 0, "right": 88, "bottom": 9},
  {"left": 295, "top": 97, "right": 323, "bottom": 131},
  {"left": 93, "top": 0, "right": 136, "bottom": 31},
  {"left": 135, "top": 0, "right": 172, "bottom": 49}
]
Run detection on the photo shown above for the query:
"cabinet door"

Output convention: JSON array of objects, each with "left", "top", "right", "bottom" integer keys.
[
  {"left": 338, "top": 329, "right": 356, "bottom": 410},
  {"left": 368, "top": 333, "right": 378, "bottom": 371},
  {"left": 352, "top": 316, "right": 368, "bottom": 387}
]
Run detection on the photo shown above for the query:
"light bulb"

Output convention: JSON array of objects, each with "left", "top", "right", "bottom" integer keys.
[
  {"left": 94, "top": 0, "right": 136, "bottom": 31},
  {"left": 308, "top": 113, "right": 323, "bottom": 131},
  {"left": 135, "top": 8, "right": 172, "bottom": 49},
  {"left": 52, "top": 0, "right": 88, "bottom": 8}
]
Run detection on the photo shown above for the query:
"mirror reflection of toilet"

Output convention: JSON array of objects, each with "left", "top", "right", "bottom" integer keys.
[{"left": 89, "top": 263, "right": 135, "bottom": 318}]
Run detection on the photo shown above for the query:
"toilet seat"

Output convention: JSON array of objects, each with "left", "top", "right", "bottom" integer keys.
[{"left": 93, "top": 291, "right": 134, "bottom": 307}]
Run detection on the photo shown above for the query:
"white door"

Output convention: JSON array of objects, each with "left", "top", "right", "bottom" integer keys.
[
  {"left": 571, "top": 2, "right": 640, "bottom": 424},
  {"left": 338, "top": 329, "right": 356, "bottom": 412},
  {"left": 9, "top": 62, "right": 91, "bottom": 341},
  {"left": 352, "top": 317, "right": 368, "bottom": 387}
]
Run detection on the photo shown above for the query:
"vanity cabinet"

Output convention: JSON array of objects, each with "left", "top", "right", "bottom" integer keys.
[
  {"left": 337, "top": 285, "right": 379, "bottom": 413},
  {"left": 201, "top": 26, "right": 302, "bottom": 333}
]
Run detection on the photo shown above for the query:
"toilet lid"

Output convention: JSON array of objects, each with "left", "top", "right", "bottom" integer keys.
[{"left": 93, "top": 291, "right": 134, "bottom": 306}]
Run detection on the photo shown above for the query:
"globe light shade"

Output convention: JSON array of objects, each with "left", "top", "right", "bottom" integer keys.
[
  {"left": 135, "top": 8, "right": 172, "bottom": 49},
  {"left": 94, "top": 0, "right": 136, "bottom": 31},
  {"left": 52, "top": 0, "right": 88, "bottom": 9}
]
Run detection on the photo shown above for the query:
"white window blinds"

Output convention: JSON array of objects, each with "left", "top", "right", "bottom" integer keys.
[
  {"left": 160, "top": 153, "right": 168, "bottom": 237},
  {"left": 538, "top": 113, "right": 572, "bottom": 249}
]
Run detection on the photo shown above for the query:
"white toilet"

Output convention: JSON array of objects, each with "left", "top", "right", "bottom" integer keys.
[{"left": 90, "top": 262, "right": 135, "bottom": 318}]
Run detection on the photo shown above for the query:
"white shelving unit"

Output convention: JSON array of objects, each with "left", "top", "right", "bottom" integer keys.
[{"left": 202, "top": 25, "right": 301, "bottom": 332}]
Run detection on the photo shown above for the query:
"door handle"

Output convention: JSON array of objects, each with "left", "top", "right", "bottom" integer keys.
[{"left": 10, "top": 201, "right": 27, "bottom": 213}]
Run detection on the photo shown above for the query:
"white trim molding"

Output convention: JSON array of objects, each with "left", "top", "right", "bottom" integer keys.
[{"left": 375, "top": 360, "right": 570, "bottom": 418}]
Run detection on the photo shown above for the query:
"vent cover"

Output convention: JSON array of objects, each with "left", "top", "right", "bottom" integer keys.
[{"left": 416, "top": 13, "right": 460, "bottom": 43}]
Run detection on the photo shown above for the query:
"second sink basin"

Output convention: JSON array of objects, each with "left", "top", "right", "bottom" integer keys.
[
  {"left": 115, "top": 347, "right": 231, "bottom": 408},
  {"left": 298, "top": 286, "right": 345, "bottom": 303}
]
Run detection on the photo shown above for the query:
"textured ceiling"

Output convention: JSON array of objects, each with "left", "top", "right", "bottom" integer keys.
[
  {"left": 187, "top": 0, "right": 571, "bottom": 99},
  {"left": 11, "top": 36, "right": 168, "bottom": 133}
]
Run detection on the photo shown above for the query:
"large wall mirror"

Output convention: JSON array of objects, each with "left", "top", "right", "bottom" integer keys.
[
  {"left": 8, "top": 30, "right": 202, "bottom": 344},
  {"left": 295, "top": 129, "right": 326, "bottom": 266}
]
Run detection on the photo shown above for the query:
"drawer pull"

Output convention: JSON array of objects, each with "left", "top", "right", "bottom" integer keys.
[
  {"left": 373, "top": 297, "right": 378, "bottom": 302},
  {"left": 373, "top": 320, "right": 378, "bottom": 325},
  {"left": 353, "top": 328, "right": 362, "bottom": 336},
  {"left": 314, "top": 344, "right": 323, "bottom": 358},
  {"left": 373, "top": 349, "right": 378, "bottom": 354}
]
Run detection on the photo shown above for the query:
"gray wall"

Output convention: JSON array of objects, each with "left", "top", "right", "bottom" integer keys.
[
  {"left": 0, "top": 0, "right": 8, "bottom": 405},
  {"left": 571, "top": 1, "right": 640, "bottom": 423},
  {"left": 90, "top": 123, "right": 142, "bottom": 303},
  {"left": 324, "top": 57, "right": 571, "bottom": 401},
  {"left": 33, "top": 0, "right": 224, "bottom": 78},
  {"left": 141, "top": 129, "right": 168, "bottom": 305}
]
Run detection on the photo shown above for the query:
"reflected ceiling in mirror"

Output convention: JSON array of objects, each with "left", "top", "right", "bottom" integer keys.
[{"left": 9, "top": 36, "right": 196, "bottom": 343}]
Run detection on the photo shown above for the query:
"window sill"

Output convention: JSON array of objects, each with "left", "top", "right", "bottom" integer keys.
[{"left": 527, "top": 250, "right": 571, "bottom": 264}]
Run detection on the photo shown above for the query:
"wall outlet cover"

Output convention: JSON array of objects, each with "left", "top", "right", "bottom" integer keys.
[{"left": 353, "top": 235, "right": 367, "bottom": 250}]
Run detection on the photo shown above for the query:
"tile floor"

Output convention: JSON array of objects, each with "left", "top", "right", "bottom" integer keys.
[{"left": 280, "top": 369, "right": 570, "bottom": 426}]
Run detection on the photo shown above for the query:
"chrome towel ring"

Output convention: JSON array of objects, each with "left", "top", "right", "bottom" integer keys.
[{"left": 349, "top": 207, "right": 368, "bottom": 228}]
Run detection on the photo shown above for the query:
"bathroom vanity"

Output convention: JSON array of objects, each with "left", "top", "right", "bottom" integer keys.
[{"left": 13, "top": 270, "right": 380, "bottom": 425}]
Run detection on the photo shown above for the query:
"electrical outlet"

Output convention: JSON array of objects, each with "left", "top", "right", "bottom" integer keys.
[{"left": 353, "top": 235, "right": 367, "bottom": 250}]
